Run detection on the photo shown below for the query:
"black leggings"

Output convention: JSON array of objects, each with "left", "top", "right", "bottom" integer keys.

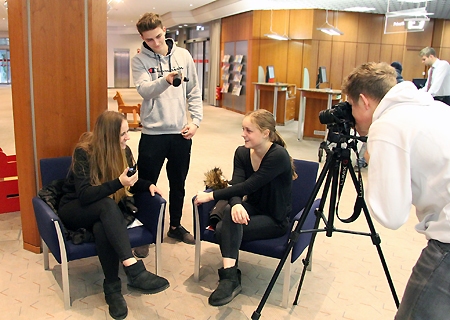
[
  {"left": 215, "top": 202, "right": 287, "bottom": 261},
  {"left": 58, "top": 197, "right": 133, "bottom": 282}
]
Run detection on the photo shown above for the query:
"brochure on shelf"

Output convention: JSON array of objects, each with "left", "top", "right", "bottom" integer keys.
[{"left": 232, "top": 85, "right": 242, "bottom": 96}]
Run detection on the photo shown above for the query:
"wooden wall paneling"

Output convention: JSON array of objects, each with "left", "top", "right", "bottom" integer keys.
[
  {"left": 333, "top": 12, "right": 358, "bottom": 43},
  {"left": 441, "top": 21, "right": 450, "bottom": 47},
  {"left": 286, "top": 40, "right": 305, "bottom": 118},
  {"left": 431, "top": 19, "right": 444, "bottom": 49},
  {"left": 341, "top": 42, "right": 357, "bottom": 88},
  {"left": 358, "top": 13, "right": 383, "bottom": 44},
  {"left": 271, "top": 10, "right": 290, "bottom": 40},
  {"left": 440, "top": 48, "right": 450, "bottom": 62},
  {"left": 368, "top": 44, "right": 381, "bottom": 62},
  {"left": 391, "top": 45, "right": 404, "bottom": 64},
  {"left": 403, "top": 48, "right": 425, "bottom": 81},
  {"left": 258, "top": 10, "right": 271, "bottom": 39},
  {"left": 235, "top": 12, "right": 253, "bottom": 41},
  {"left": 88, "top": 0, "right": 108, "bottom": 128},
  {"left": 258, "top": 40, "right": 289, "bottom": 83},
  {"left": 221, "top": 16, "right": 235, "bottom": 43},
  {"left": 316, "top": 41, "right": 332, "bottom": 88},
  {"left": 313, "top": 9, "right": 333, "bottom": 40},
  {"left": 381, "top": 23, "right": 407, "bottom": 45},
  {"left": 304, "top": 40, "right": 319, "bottom": 89},
  {"left": 252, "top": 10, "right": 262, "bottom": 39},
  {"left": 379, "top": 45, "right": 393, "bottom": 64},
  {"left": 8, "top": 0, "right": 108, "bottom": 252},
  {"left": 355, "top": 43, "right": 370, "bottom": 66},
  {"left": 289, "top": 9, "right": 314, "bottom": 40},
  {"left": 246, "top": 39, "right": 259, "bottom": 114},
  {"left": 406, "top": 19, "right": 434, "bottom": 48},
  {"left": 8, "top": 0, "right": 39, "bottom": 253},
  {"left": 330, "top": 41, "right": 345, "bottom": 89},
  {"left": 32, "top": 0, "right": 87, "bottom": 160}
]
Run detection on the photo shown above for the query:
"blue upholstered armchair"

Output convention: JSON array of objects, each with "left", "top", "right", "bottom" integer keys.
[
  {"left": 32, "top": 156, "right": 166, "bottom": 309},
  {"left": 192, "top": 159, "right": 320, "bottom": 307}
]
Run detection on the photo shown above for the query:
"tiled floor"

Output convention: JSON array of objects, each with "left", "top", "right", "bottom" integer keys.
[{"left": 0, "top": 86, "right": 426, "bottom": 319}]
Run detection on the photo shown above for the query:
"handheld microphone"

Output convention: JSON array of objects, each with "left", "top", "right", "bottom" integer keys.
[
  {"left": 173, "top": 73, "right": 182, "bottom": 87},
  {"left": 173, "top": 72, "right": 189, "bottom": 87}
]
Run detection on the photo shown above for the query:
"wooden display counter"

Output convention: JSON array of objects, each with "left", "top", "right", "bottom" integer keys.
[
  {"left": 297, "top": 88, "right": 342, "bottom": 140},
  {"left": 253, "top": 82, "right": 296, "bottom": 125}
]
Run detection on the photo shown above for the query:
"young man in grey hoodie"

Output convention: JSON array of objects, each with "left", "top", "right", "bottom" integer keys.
[{"left": 132, "top": 12, "right": 203, "bottom": 244}]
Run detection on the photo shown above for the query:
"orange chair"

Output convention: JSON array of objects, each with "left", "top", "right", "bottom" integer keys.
[
  {"left": 113, "top": 91, "right": 141, "bottom": 129},
  {"left": 0, "top": 148, "right": 20, "bottom": 214}
]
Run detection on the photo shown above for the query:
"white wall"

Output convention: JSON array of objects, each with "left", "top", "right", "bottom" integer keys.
[{"left": 107, "top": 33, "right": 142, "bottom": 88}]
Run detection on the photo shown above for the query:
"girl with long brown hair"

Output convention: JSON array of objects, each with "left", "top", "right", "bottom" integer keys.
[{"left": 58, "top": 111, "right": 169, "bottom": 319}]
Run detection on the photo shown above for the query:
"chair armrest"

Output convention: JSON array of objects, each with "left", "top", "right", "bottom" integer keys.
[
  {"left": 32, "top": 197, "right": 67, "bottom": 264},
  {"left": 134, "top": 192, "right": 166, "bottom": 242},
  {"left": 192, "top": 190, "right": 216, "bottom": 239}
]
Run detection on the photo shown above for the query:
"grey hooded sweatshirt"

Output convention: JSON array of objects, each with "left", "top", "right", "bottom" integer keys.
[{"left": 131, "top": 38, "right": 203, "bottom": 135}]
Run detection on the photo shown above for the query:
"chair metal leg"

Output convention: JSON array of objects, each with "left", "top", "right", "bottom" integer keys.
[
  {"left": 194, "top": 205, "right": 201, "bottom": 282},
  {"left": 53, "top": 220, "right": 71, "bottom": 309},
  {"left": 155, "top": 203, "right": 165, "bottom": 275},
  {"left": 42, "top": 238, "right": 49, "bottom": 270},
  {"left": 282, "top": 254, "right": 292, "bottom": 308}
]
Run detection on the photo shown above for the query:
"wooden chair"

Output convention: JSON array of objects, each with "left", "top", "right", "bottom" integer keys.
[{"left": 113, "top": 91, "right": 141, "bottom": 129}]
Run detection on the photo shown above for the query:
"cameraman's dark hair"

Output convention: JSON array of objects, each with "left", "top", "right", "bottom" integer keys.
[
  {"left": 341, "top": 62, "right": 397, "bottom": 104},
  {"left": 245, "top": 109, "right": 297, "bottom": 179},
  {"left": 136, "top": 13, "right": 163, "bottom": 35},
  {"left": 419, "top": 47, "right": 436, "bottom": 57}
]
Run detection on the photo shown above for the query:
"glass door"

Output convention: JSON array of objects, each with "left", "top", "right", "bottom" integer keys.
[
  {"left": 186, "top": 38, "right": 209, "bottom": 101},
  {"left": 0, "top": 49, "right": 11, "bottom": 84}
]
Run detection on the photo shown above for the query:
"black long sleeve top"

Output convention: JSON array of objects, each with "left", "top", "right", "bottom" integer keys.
[
  {"left": 59, "top": 146, "right": 153, "bottom": 208},
  {"left": 213, "top": 143, "right": 292, "bottom": 225}
]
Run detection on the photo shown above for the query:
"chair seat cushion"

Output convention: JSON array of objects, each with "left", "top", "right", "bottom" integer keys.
[{"left": 65, "top": 226, "right": 153, "bottom": 262}]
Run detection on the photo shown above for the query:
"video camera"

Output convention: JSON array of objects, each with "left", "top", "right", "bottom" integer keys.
[{"left": 318, "top": 101, "right": 355, "bottom": 141}]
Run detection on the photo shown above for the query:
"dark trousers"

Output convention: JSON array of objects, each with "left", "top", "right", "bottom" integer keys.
[
  {"left": 215, "top": 203, "right": 287, "bottom": 260},
  {"left": 395, "top": 240, "right": 450, "bottom": 319},
  {"left": 434, "top": 95, "right": 450, "bottom": 106},
  {"left": 137, "top": 133, "right": 192, "bottom": 227},
  {"left": 58, "top": 197, "right": 133, "bottom": 282}
]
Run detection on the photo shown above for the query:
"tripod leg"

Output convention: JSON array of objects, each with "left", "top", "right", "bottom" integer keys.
[
  {"left": 348, "top": 164, "right": 400, "bottom": 308},
  {"left": 293, "top": 208, "right": 322, "bottom": 305},
  {"left": 251, "top": 150, "right": 335, "bottom": 320}
]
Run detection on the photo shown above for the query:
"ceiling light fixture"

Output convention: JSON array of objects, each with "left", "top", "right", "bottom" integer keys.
[
  {"left": 264, "top": 10, "right": 290, "bottom": 41},
  {"left": 317, "top": 10, "right": 343, "bottom": 36}
]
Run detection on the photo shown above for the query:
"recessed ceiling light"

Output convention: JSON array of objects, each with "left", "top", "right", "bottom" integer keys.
[
  {"left": 397, "top": 0, "right": 433, "bottom": 2},
  {"left": 346, "top": 7, "right": 376, "bottom": 12}
]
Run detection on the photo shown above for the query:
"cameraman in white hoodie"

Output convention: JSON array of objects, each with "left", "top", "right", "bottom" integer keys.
[
  {"left": 132, "top": 13, "right": 203, "bottom": 245},
  {"left": 342, "top": 62, "right": 450, "bottom": 320}
]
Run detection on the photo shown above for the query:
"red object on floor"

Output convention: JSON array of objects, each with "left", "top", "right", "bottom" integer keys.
[{"left": 0, "top": 148, "right": 20, "bottom": 213}]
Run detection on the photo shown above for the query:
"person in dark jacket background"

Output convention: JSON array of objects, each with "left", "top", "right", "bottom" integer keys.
[{"left": 391, "top": 61, "right": 404, "bottom": 83}]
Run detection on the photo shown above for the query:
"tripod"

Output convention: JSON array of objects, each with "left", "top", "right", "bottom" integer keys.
[{"left": 252, "top": 134, "right": 399, "bottom": 320}]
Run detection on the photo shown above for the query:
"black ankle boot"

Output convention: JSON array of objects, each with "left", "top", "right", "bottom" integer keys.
[
  {"left": 103, "top": 279, "right": 128, "bottom": 320},
  {"left": 124, "top": 260, "right": 170, "bottom": 294},
  {"left": 208, "top": 266, "right": 242, "bottom": 306}
]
